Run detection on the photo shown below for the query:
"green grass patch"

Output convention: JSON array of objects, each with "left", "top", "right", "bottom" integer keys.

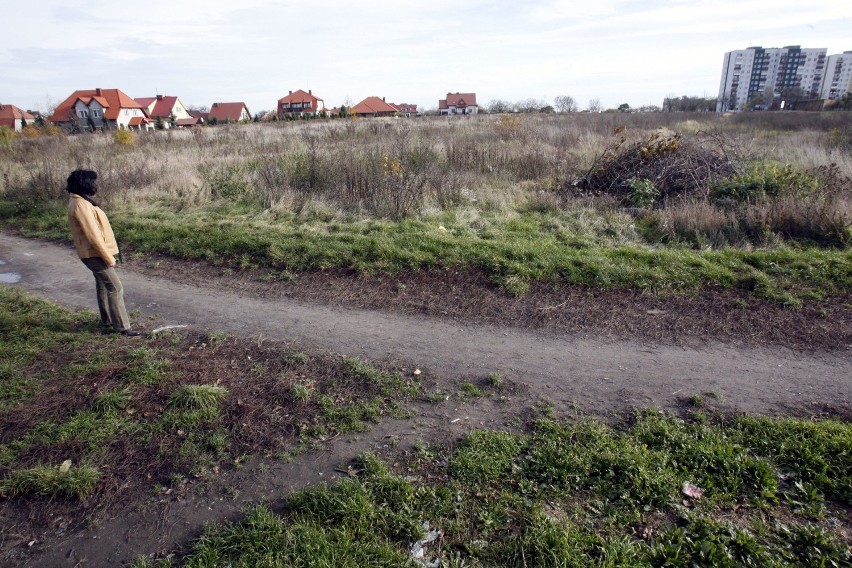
[
  {"left": 179, "top": 413, "right": 852, "bottom": 567},
  {"left": 4, "top": 201, "right": 848, "bottom": 303},
  {"left": 0, "top": 462, "right": 100, "bottom": 500}
]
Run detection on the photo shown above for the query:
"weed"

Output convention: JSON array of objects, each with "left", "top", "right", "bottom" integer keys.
[
  {"left": 207, "top": 331, "right": 228, "bottom": 342},
  {"left": 92, "top": 388, "right": 132, "bottom": 416},
  {"left": 291, "top": 382, "right": 313, "bottom": 403},
  {"left": 0, "top": 462, "right": 100, "bottom": 500},
  {"left": 124, "top": 359, "right": 170, "bottom": 385},
  {"left": 461, "top": 382, "right": 484, "bottom": 398},
  {"left": 169, "top": 384, "right": 228, "bottom": 411},
  {"left": 286, "top": 352, "right": 310, "bottom": 365},
  {"left": 487, "top": 372, "right": 503, "bottom": 387}
]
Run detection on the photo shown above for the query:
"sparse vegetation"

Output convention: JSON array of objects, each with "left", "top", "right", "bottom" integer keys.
[
  {"left": 0, "top": 287, "right": 422, "bottom": 514},
  {"left": 0, "top": 114, "right": 848, "bottom": 304}
]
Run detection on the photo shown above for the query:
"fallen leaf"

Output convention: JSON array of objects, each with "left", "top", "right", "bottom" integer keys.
[
  {"left": 59, "top": 460, "right": 72, "bottom": 473},
  {"left": 682, "top": 481, "right": 704, "bottom": 499}
]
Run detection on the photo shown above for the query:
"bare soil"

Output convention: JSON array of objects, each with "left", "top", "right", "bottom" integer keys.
[{"left": 1, "top": 231, "right": 850, "bottom": 567}]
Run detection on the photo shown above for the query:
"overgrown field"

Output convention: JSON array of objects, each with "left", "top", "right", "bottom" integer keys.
[{"left": 0, "top": 113, "right": 850, "bottom": 305}]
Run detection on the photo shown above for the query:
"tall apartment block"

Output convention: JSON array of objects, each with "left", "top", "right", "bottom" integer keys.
[
  {"left": 716, "top": 46, "right": 827, "bottom": 111},
  {"left": 820, "top": 51, "right": 852, "bottom": 101}
]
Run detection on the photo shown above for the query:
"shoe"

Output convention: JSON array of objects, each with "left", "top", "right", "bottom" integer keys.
[{"left": 120, "top": 329, "right": 142, "bottom": 337}]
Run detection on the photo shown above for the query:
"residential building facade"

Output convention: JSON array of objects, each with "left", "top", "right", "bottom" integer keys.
[
  {"left": 135, "top": 95, "right": 193, "bottom": 127},
  {"left": 208, "top": 102, "right": 251, "bottom": 123},
  {"left": 49, "top": 88, "right": 148, "bottom": 130},
  {"left": 278, "top": 89, "right": 325, "bottom": 118},
  {"left": 438, "top": 92, "right": 478, "bottom": 115},
  {"left": 821, "top": 51, "right": 852, "bottom": 100},
  {"left": 716, "top": 46, "right": 827, "bottom": 111},
  {"left": 0, "top": 103, "right": 35, "bottom": 132},
  {"left": 351, "top": 96, "right": 399, "bottom": 117}
]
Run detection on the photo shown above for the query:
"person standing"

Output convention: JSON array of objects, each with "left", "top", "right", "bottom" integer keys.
[{"left": 66, "top": 169, "right": 140, "bottom": 336}]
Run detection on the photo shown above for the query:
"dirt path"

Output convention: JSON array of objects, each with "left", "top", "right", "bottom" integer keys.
[
  {"left": 2, "top": 232, "right": 849, "bottom": 418},
  {"left": 2, "top": 231, "right": 851, "bottom": 566}
]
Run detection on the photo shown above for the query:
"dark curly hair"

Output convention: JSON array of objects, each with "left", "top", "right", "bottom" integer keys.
[{"left": 66, "top": 169, "right": 98, "bottom": 196}]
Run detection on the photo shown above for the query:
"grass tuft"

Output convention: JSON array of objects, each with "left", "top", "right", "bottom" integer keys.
[
  {"left": 0, "top": 462, "right": 100, "bottom": 500},
  {"left": 169, "top": 384, "right": 229, "bottom": 411}
]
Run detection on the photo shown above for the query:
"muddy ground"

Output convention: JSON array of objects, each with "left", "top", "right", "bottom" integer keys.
[{"left": 0, "top": 231, "right": 850, "bottom": 567}]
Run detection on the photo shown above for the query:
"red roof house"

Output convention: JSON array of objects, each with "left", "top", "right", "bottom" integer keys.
[
  {"left": 0, "top": 103, "right": 35, "bottom": 132},
  {"left": 135, "top": 95, "right": 193, "bottom": 126},
  {"left": 49, "top": 88, "right": 148, "bottom": 130},
  {"left": 208, "top": 102, "right": 251, "bottom": 123},
  {"left": 392, "top": 103, "right": 418, "bottom": 117},
  {"left": 278, "top": 89, "right": 325, "bottom": 117},
  {"left": 351, "top": 96, "right": 400, "bottom": 118},
  {"left": 438, "top": 92, "right": 479, "bottom": 115}
]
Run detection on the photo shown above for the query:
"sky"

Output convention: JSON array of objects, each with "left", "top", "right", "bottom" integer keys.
[{"left": 1, "top": 0, "right": 850, "bottom": 115}]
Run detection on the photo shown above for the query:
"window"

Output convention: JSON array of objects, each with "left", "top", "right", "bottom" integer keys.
[
  {"left": 79, "top": 110, "right": 89, "bottom": 118},
  {"left": 92, "top": 110, "right": 101, "bottom": 118}
]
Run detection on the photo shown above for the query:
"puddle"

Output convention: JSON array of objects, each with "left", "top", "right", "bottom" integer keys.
[{"left": 0, "top": 272, "right": 22, "bottom": 284}]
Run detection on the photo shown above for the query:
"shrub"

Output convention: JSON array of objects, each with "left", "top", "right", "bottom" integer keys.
[
  {"left": 0, "top": 126, "right": 14, "bottom": 149},
  {"left": 627, "top": 177, "right": 659, "bottom": 208},
  {"left": 712, "top": 161, "right": 818, "bottom": 202},
  {"left": 114, "top": 128, "right": 135, "bottom": 146}
]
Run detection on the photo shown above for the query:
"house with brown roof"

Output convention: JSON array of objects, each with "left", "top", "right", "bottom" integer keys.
[
  {"left": 135, "top": 95, "right": 193, "bottom": 128},
  {"left": 351, "top": 96, "right": 400, "bottom": 118},
  {"left": 49, "top": 88, "right": 149, "bottom": 131},
  {"left": 0, "top": 103, "right": 35, "bottom": 132},
  {"left": 392, "top": 103, "right": 418, "bottom": 118},
  {"left": 208, "top": 102, "right": 251, "bottom": 123},
  {"left": 439, "top": 92, "right": 478, "bottom": 115},
  {"left": 278, "top": 89, "right": 325, "bottom": 118}
]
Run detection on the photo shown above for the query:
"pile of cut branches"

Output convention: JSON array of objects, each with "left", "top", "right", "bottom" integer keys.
[{"left": 572, "top": 129, "right": 739, "bottom": 206}]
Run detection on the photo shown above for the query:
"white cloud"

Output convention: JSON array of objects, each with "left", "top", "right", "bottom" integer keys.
[{"left": 1, "top": 0, "right": 849, "bottom": 113}]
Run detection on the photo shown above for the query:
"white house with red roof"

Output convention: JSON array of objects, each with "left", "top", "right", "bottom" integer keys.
[
  {"left": 208, "top": 102, "right": 251, "bottom": 123},
  {"left": 351, "top": 96, "right": 400, "bottom": 118},
  {"left": 49, "top": 88, "right": 149, "bottom": 131},
  {"left": 0, "top": 103, "right": 35, "bottom": 132},
  {"left": 135, "top": 95, "right": 193, "bottom": 127},
  {"left": 278, "top": 89, "right": 325, "bottom": 118},
  {"left": 438, "top": 92, "right": 478, "bottom": 115}
]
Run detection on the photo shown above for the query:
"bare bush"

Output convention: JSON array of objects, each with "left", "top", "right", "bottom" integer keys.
[{"left": 573, "top": 130, "right": 738, "bottom": 205}]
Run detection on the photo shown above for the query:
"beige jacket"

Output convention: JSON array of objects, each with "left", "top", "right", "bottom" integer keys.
[{"left": 68, "top": 194, "right": 119, "bottom": 264}]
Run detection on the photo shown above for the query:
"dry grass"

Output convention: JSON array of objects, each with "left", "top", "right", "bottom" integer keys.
[{"left": 1, "top": 113, "right": 849, "bottom": 248}]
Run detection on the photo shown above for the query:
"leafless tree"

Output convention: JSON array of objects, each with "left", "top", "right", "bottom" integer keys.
[
  {"left": 487, "top": 99, "right": 512, "bottom": 113},
  {"left": 587, "top": 98, "right": 603, "bottom": 113},
  {"left": 516, "top": 98, "right": 543, "bottom": 113},
  {"left": 554, "top": 95, "right": 578, "bottom": 113}
]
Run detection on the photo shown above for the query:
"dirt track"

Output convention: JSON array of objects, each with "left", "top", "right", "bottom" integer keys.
[
  {"left": 1, "top": 231, "right": 850, "bottom": 418},
  {"left": 2, "top": 231, "right": 851, "bottom": 566}
]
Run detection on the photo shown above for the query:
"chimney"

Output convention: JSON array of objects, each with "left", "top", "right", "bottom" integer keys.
[
  {"left": 96, "top": 88, "right": 102, "bottom": 96},
  {"left": 289, "top": 90, "right": 292, "bottom": 95},
  {"left": 157, "top": 94, "right": 163, "bottom": 101},
  {"left": 382, "top": 97, "right": 385, "bottom": 102},
  {"left": 308, "top": 89, "right": 312, "bottom": 95}
]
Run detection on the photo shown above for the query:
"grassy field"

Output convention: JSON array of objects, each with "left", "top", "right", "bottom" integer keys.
[
  {"left": 1, "top": 113, "right": 850, "bottom": 305},
  {"left": 1, "top": 287, "right": 850, "bottom": 567}
]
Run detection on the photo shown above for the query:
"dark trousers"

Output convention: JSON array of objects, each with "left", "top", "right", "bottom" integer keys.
[{"left": 81, "top": 257, "right": 131, "bottom": 331}]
